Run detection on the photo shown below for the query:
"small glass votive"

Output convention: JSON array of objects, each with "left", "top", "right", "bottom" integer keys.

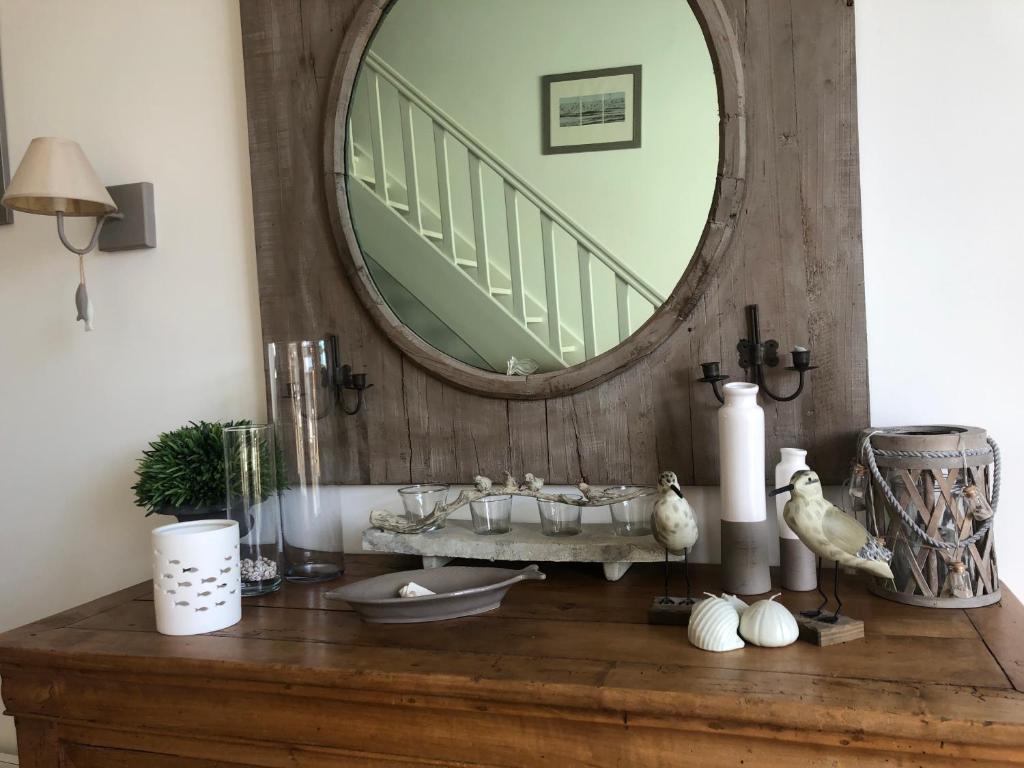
[
  {"left": 537, "top": 498, "right": 583, "bottom": 537},
  {"left": 398, "top": 484, "right": 450, "bottom": 525},
  {"left": 606, "top": 486, "right": 655, "bottom": 536},
  {"left": 470, "top": 495, "right": 512, "bottom": 535}
]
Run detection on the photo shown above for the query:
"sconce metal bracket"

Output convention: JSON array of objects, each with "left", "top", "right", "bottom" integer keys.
[
  {"left": 326, "top": 334, "right": 372, "bottom": 416},
  {"left": 99, "top": 182, "right": 156, "bottom": 251},
  {"left": 698, "top": 304, "right": 817, "bottom": 404}
]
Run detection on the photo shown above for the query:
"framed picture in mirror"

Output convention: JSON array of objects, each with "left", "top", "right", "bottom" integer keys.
[{"left": 542, "top": 65, "right": 642, "bottom": 155}]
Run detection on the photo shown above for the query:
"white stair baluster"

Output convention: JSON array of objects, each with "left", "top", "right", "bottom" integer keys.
[
  {"left": 616, "top": 277, "right": 632, "bottom": 342},
  {"left": 540, "top": 213, "right": 561, "bottom": 351},
  {"left": 432, "top": 122, "right": 455, "bottom": 261},
  {"left": 504, "top": 183, "right": 526, "bottom": 322},
  {"left": 398, "top": 94, "right": 421, "bottom": 231},
  {"left": 578, "top": 244, "right": 597, "bottom": 358},
  {"left": 468, "top": 152, "right": 492, "bottom": 291},
  {"left": 366, "top": 71, "right": 388, "bottom": 204}
]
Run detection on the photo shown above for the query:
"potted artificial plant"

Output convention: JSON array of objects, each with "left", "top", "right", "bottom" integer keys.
[{"left": 133, "top": 420, "right": 286, "bottom": 533}]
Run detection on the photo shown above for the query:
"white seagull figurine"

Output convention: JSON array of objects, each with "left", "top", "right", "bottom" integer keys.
[
  {"left": 651, "top": 471, "right": 698, "bottom": 603},
  {"left": 771, "top": 469, "right": 894, "bottom": 622}
]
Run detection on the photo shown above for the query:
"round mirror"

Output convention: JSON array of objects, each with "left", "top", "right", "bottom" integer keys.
[{"left": 328, "top": 0, "right": 743, "bottom": 397}]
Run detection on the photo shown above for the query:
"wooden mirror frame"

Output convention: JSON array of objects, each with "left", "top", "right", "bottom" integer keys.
[{"left": 324, "top": 0, "right": 746, "bottom": 400}]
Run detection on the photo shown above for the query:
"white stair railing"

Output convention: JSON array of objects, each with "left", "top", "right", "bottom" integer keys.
[{"left": 353, "top": 51, "right": 665, "bottom": 359}]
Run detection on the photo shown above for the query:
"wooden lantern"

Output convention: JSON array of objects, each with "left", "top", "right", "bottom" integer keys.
[{"left": 858, "top": 426, "right": 1000, "bottom": 608}]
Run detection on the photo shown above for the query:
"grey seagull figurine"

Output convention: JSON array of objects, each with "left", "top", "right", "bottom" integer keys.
[
  {"left": 651, "top": 471, "right": 698, "bottom": 603},
  {"left": 770, "top": 469, "right": 893, "bottom": 622}
]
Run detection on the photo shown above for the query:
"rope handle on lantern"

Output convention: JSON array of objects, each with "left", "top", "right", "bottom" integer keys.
[{"left": 859, "top": 432, "right": 1001, "bottom": 551}]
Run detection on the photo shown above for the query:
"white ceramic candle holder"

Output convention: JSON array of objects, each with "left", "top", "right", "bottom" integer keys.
[{"left": 152, "top": 519, "right": 242, "bottom": 636}]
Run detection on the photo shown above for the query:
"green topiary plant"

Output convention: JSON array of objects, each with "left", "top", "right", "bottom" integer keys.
[{"left": 133, "top": 420, "right": 287, "bottom": 515}]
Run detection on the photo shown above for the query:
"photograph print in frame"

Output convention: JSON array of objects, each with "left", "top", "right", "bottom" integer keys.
[{"left": 542, "top": 65, "right": 641, "bottom": 154}]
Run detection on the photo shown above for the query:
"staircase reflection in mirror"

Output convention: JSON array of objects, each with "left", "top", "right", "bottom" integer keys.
[{"left": 344, "top": 0, "right": 719, "bottom": 373}]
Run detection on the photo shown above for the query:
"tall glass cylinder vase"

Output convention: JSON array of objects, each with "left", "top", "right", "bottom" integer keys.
[
  {"left": 267, "top": 340, "right": 345, "bottom": 582},
  {"left": 719, "top": 382, "right": 771, "bottom": 595},
  {"left": 223, "top": 424, "right": 284, "bottom": 596}
]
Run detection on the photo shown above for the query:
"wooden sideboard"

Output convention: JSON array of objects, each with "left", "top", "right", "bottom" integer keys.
[{"left": 2, "top": 555, "right": 1023, "bottom": 766}]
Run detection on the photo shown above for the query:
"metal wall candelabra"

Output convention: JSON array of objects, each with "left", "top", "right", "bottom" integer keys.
[{"left": 697, "top": 304, "right": 816, "bottom": 404}]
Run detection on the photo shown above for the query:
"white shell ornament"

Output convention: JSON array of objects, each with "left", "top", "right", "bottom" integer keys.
[
  {"left": 738, "top": 594, "right": 799, "bottom": 648},
  {"left": 720, "top": 592, "right": 749, "bottom": 616},
  {"left": 688, "top": 594, "right": 744, "bottom": 652}
]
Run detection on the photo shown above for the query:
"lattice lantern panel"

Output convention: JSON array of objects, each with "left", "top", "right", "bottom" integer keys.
[{"left": 859, "top": 426, "right": 999, "bottom": 608}]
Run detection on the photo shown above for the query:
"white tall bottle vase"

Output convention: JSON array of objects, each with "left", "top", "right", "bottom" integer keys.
[
  {"left": 775, "top": 448, "right": 817, "bottom": 591},
  {"left": 719, "top": 382, "right": 771, "bottom": 594}
]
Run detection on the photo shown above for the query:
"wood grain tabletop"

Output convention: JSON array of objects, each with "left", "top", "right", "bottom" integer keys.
[{"left": 2, "top": 555, "right": 1022, "bottom": 766}]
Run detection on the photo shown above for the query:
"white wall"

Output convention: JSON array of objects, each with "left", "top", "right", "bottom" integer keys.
[
  {"left": 855, "top": 0, "right": 1024, "bottom": 595},
  {"left": 0, "top": 0, "right": 263, "bottom": 753}
]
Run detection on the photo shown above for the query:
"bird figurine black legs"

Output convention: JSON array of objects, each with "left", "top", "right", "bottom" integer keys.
[
  {"left": 802, "top": 556, "right": 843, "bottom": 622},
  {"left": 648, "top": 472, "right": 699, "bottom": 625},
  {"left": 770, "top": 469, "right": 894, "bottom": 642}
]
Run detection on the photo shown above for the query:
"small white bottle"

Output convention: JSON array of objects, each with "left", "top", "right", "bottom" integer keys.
[{"left": 774, "top": 448, "right": 816, "bottom": 591}]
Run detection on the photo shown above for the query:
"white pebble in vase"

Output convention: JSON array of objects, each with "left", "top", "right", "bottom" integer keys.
[{"left": 152, "top": 520, "right": 242, "bottom": 636}]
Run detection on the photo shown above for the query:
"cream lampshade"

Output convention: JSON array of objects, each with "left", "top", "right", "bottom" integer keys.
[
  {"left": 1, "top": 137, "right": 117, "bottom": 216},
  {"left": 1, "top": 136, "right": 155, "bottom": 332}
]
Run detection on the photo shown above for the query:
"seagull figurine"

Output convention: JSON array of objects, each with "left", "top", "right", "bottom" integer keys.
[
  {"left": 651, "top": 471, "right": 698, "bottom": 603},
  {"left": 770, "top": 469, "right": 894, "bottom": 623}
]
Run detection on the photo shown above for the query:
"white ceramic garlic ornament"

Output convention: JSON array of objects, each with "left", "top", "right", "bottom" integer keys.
[
  {"left": 720, "top": 593, "right": 749, "bottom": 616},
  {"left": 688, "top": 593, "right": 744, "bottom": 652},
  {"left": 738, "top": 594, "right": 799, "bottom": 648}
]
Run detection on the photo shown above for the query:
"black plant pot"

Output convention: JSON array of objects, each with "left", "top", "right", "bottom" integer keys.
[{"left": 153, "top": 504, "right": 253, "bottom": 538}]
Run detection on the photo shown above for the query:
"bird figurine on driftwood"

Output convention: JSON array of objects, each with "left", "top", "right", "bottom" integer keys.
[
  {"left": 651, "top": 471, "right": 698, "bottom": 603},
  {"left": 521, "top": 473, "right": 544, "bottom": 493},
  {"left": 770, "top": 469, "right": 894, "bottom": 623}
]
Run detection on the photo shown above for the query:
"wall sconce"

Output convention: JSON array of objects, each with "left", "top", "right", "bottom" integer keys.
[
  {"left": 1, "top": 136, "right": 156, "bottom": 331},
  {"left": 698, "top": 304, "right": 817, "bottom": 404},
  {"left": 326, "top": 334, "right": 373, "bottom": 415}
]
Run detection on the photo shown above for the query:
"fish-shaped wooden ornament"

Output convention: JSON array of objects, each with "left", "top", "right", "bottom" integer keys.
[{"left": 75, "top": 281, "right": 94, "bottom": 331}]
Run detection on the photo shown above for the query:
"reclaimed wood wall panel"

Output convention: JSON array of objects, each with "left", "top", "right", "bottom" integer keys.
[{"left": 239, "top": 0, "right": 867, "bottom": 486}]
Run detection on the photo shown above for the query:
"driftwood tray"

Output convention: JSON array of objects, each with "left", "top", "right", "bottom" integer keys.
[
  {"left": 325, "top": 564, "right": 545, "bottom": 623},
  {"left": 363, "top": 520, "right": 683, "bottom": 581}
]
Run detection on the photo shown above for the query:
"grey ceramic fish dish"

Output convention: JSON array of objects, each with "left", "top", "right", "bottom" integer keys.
[{"left": 325, "top": 564, "right": 545, "bottom": 623}]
